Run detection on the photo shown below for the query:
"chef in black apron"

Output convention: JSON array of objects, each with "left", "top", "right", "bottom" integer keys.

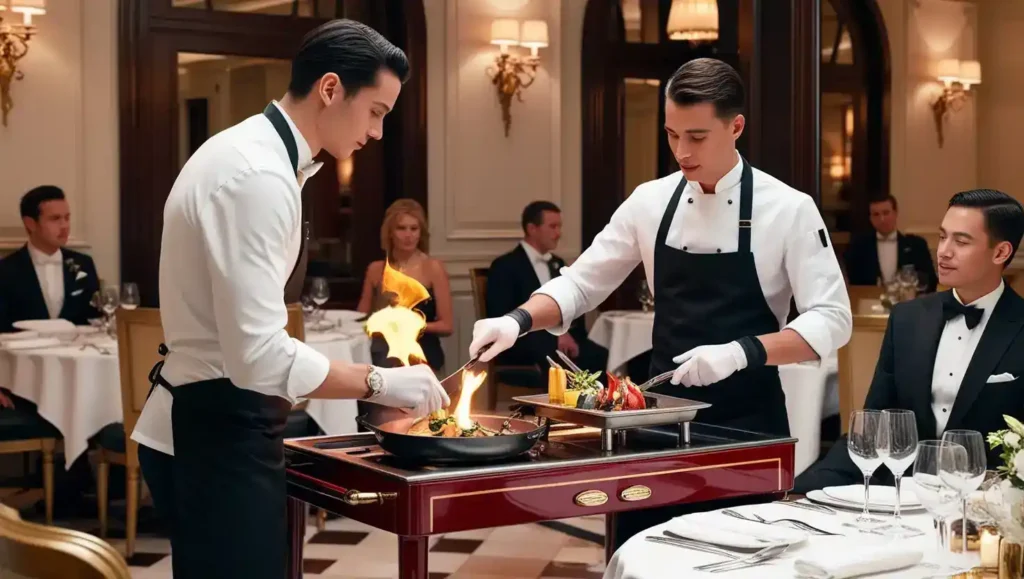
[
  {"left": 132, "top": 21, "right": 449, "bottom": 579},
  {"left": 469, "top": 58, "right": 852, "bottom": 552}
]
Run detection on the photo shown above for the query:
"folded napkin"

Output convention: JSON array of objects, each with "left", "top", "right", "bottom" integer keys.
[
  {"left": 794, "top": 545, "right": 922, "bottom": 578},
  {"left": 665, "top": 511, "right": 807, "bottom": 549},
  {"left": 823, "top": 483, "right": 920, "bottom": 507},
  {"left": 12, "top": 319, "right": 76, "bottom": 333},
  {"left": 0, "top": 331, "right": 39, "bottom": 341},
  {"left": 1, "top": 338, "right": 62, "bottom": 350}
]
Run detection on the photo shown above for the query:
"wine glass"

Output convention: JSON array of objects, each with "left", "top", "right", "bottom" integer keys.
[
  {"left": 847, "top": 410, "right": 886, "bottom": 527},
  {"left": 940, "top": 430, "right": 987, "bottom": 554},
  {"left": 914, "top": 440, "right": 967, "bottom": 569},
  {"left": 877, "top": 409, "right": 921, "bottom": 537},
  {"left": 310, "top": 277, "right": 330, "bottom": 307},
  {"left": 100, "top": 286, "right": 119, "bottom": 336},
  {"left": 120, "top": 283, "right": 140, "bottom": 311}
]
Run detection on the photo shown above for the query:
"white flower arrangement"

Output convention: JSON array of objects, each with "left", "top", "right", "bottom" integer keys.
[{"left": 980, "top": 416, "right": 1024, "bottom": 542}]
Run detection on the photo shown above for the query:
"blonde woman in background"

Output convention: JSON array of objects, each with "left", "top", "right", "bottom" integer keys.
[{"left": 358, "top": 199, "right": 452, "bottom": 371}]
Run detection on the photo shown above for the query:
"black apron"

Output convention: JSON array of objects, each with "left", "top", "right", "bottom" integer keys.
[
  {"left": 146, "top": 102, "right": 308, "bottom": 579},
  {"left": 648, "top": 158, "right": 789, "bottom": 437}
]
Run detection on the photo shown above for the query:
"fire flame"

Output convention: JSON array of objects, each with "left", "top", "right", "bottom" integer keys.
[
  {"left": 453, "top": 369, "right": 488, "bottom": 430},
  {"left": 365, "top": 260, "right": 431, "bottom": 366}
]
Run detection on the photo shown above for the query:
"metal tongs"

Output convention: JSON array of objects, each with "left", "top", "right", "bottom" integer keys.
[
  {"left": 440, "top": 349, "right": 484, "bottom": 388},
  {"left": 556, "top": 350, "right": 671, "bottom": 392}
]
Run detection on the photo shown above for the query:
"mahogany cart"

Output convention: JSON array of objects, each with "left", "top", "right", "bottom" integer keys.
[{"left": 285, "top": 420, "right": 796, "bottom": 579}]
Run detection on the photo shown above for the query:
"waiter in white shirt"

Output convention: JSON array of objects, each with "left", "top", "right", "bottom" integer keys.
[
  {"left": 469, "top": 58, "right": 853, "bottom": 551},
  {"left": 133, "top": 20, "right": 449, "bottom": 579}
]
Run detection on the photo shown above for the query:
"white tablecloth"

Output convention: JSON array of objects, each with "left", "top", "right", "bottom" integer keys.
[
  {"left": 589, "top": 310, "right": 832, "bottom": 475},
  {"left": 0, "top": 317, "right": 371, "bottom": 467},
  {"left": 605, "top": 500, "right": 977, "bottom": 579}
]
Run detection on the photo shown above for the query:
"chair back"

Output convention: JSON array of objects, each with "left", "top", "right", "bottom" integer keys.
[
  {"left": 286, "top": 302, "right": 305, "bottom": 343},
  {"left": 837, "top": 312, "right": 889, "bottom": 433},
  {"left": 114, "top": 308, "right": 165, "bottom": 468},
  {"left": 469, "top": 267, "right": 489, "bottom": 320},
  {"left": 0, "top": 503, "right": 132, "bottom": 578}
]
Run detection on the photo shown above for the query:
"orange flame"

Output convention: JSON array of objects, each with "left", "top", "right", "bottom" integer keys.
[
  {"left": 365, "top": 260, "right": 431, "bottom": 366},
  {"left": 454, "top": 369, "right": 488, "bottom": 430}
]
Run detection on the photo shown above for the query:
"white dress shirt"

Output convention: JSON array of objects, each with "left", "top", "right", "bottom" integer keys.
[
  {"left": 877, "top": 231, "right": 898, "bottom": 284},
  {"left": 132, "top": 102, "right": 329, "bottom": 456},
  {"left": 931, "top": 281, "right": 1004, "bottom": 435},
  {"left": 520, "top": 240, "right": 554, "bottom": 285},
  {"left": 536, "top": 153, "right": 852, "bottom": 363},
  {"left": 27, "top": 243, "right": 64, "bottom": 319}
]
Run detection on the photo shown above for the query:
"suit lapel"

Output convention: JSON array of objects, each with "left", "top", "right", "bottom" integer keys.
[
  {"left": 908, "top": 294, "right": 946, "bottom": 438},
  {"left": 946, "top": 288, "right": 1024, "bottom": 430},
  {"left": 59, "top": 254, "right": 74, "bottom": 318},
  {"left": 14, "top": 247, "right": 50, "bottom": 320}
]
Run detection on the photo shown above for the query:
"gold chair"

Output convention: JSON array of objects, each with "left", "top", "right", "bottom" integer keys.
[
  {"left": 0, "top": 502, "right": 131, "bottom": 578},
  {"left": 0, "top": 437, "right": 58, "bottom": 525},
  {"left": 837, "top": 312, "right": 889, "bottom": 433},
  {"left": 468, "top": 268, "right": 543, "bottom": 411}
]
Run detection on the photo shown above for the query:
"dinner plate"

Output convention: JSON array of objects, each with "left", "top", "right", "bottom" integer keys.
[
  {"left": 664, "top": 511, "right": 809, "bottom": 549},
  {"left": 0, "top": 331, "right": 40, "bottom": 341},
  {"left": 824, "top": 483, "right": 921, "bottom": 507},
  {"left": 13, "top": 319, "right": 76, "bottom": 333},
  {"left": 806, "top": 489, "right": 927, "bottom": 513},
  {"left": 0, "top": 338, "right": 62, "bottom": 350}
]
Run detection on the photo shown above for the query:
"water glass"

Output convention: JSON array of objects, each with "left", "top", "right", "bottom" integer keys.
[
  {"left": 847, "top": 410, "right": 885, "bottom": 527},
  {"left": 310, "top": 277, "right": 330, "bottom": 306},
  {"left": 877, "top": 409, "right": 920, "bottom": 536},
  {"left": 914, "top": 440, "right": 966, "bottom": 565},
  {"left": 939, "top": 430, "right": 987, "bottom": 553},
  {"left": 121, "top": 283, "right": 140, "bottom": 310}
]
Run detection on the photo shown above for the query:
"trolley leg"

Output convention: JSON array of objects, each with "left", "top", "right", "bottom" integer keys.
[
  {"left": 679, "top": 422, "right": 691, "bottom": 446},
  {"left": 601, "top": 429, "right": 614, "bottom": 451}
]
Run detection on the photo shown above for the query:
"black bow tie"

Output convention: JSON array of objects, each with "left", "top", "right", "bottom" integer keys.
[{"left": 941, "top": 292, "right": 984, "bottom": 330}]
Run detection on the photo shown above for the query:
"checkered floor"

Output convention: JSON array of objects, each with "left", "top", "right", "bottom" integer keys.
[{"left": 7, "top": 487, "right": 606, "bottom": 579}]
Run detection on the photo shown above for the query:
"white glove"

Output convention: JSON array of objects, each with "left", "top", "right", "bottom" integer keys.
[
  {"left": 372, "top": 365, "right": 450, "bottom": 416},
  {"left": 671, "top": 342, "right": 748, "bottom": 387},
  {"left": 469, "top": 316, "right": 521, "bottom": 362}
]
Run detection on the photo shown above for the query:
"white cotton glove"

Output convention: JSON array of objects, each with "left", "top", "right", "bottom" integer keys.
[
  {"left": 671, "top": 342, "right": 748, "bottom": 387},
  {"left": 373, "top": 365, "right": 450, "bottom": 416},
  {"left": 469, "top": 316, "right": 521, "bottom": 362}
]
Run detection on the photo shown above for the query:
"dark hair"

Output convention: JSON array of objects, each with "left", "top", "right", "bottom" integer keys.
[
  {"left": 868, "top": 194, "right": 898, "bottom": 212},
  {"left": 20, "top": 185, "right": 65, "bottom": 221},
  {"left": 288, "top": 19, "right": 410, "bottom": 99},
  {"left": 522, "top": 201, "right": 561, "bottom": 233},
  {"left": 948, "top": 188, "right": 1024, "bottom": 265},
  {"left": 665, "top": 58, "right": 745, "bottom": 118}
]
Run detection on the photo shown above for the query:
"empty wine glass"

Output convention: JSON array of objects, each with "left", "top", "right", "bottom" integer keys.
[
  {"left": 100, "top": 286, "right": 119, "bottom": 335},
  {"left": 847, "top": 410, "right": 886, "bottom": 527},
  {"left": 310, "top": 277, "right": 329, "bottom": 307},
  {"left": 877, "top": 409, "right": 921, "bottom": 537},
  {"left": 120, "top": 283, "right": 140, "bottom": 311},
  {"left": 940, "top": 430, "right": 987, "bottom": 554},
  {"left": 914, "top": 440, "right": 967, "bottom": 569}
]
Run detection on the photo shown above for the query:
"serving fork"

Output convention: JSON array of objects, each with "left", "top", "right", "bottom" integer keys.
[
  {"left": 645, "top": 534, "right": 789, "bottom": 572},
  {"left": 720, "top": 509, "right": 840, "bottom": 536}
]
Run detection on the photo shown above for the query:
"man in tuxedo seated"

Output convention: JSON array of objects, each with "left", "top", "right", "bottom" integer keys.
[
  {"left": 486, "top": 201, "right": 607, "bottom": 386},
  {"left": 795, "top": 189, "right": 1024, "bottom": 492},
  {"left": 0, "top": 186, "right": 100, "bottom": 332},
  {"left": 844, "top": 195, "right": 938, "bottom": 293}
]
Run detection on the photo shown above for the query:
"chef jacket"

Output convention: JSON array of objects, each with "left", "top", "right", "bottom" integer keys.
[{"left": 131, "top": 102, "right": 328, "bottom": 456}]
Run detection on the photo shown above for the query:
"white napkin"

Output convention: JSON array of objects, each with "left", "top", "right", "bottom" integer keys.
[
  {"left": 0, "top": 331, "right": 39, "bottom": 341},
  {"left": 0, "top": 338, "right": 62, "bottom": 350},
  {"left": 794, "top": 545, "right": 922, "bottom": 578},
  {"left": 823, "top": 483, "right": 920, "bottom": 506},
  {"left": 664, "top": 511, "right": 807, "bottom": 549},
  {"left": 12, "top": 319, "right": 76, "bottom": 333}
]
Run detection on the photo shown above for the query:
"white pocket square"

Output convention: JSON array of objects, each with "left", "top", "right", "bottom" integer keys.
[
  {"left": 75, "top": 271, "right": 87, "bottom": 281},
  {"left": 70, "top": 289, "right": 83, "bottom": 296},
  {"left": 988, "top": 373, "right": 1017, "bottom": 384}
]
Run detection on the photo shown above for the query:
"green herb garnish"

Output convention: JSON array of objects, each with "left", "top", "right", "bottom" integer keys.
[{"left": 567, "top": 369, "right": 603, "bottom": 394}]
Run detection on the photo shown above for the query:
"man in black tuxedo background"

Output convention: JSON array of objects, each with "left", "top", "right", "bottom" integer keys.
[
  {"left": 486, "top": 201, "right": 607, "bottom": 386},
  {"left": 796, "top": 189, "right": 1024, "bottom": 492},
  {"left": 844, "top": 195, "right": 938, "bottom": 292},
  {"left": 0, "top": 186, "right": 101, "bottom": 333}
]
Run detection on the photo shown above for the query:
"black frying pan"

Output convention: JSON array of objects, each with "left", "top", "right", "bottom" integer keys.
[{"left": 355, "top": 411, "right": 547, "bottom": 464}]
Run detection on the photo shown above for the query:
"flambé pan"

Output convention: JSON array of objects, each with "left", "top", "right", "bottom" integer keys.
[{"left": 355, "top": 410, "right": 547, "bottom": 464}]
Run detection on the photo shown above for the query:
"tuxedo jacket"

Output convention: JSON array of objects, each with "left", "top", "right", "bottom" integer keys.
[
  {"left": 0, "top": 246, "right": 101, "bottom": 333},
  {"left": 843, "top": 231, "right": 938, "bottom": 293},
  {"left": 486, "top": 244, "right": 587, "bottom": 367},
  {"left": 794, "top": 286, "right": 1024, "bottom": 493}
]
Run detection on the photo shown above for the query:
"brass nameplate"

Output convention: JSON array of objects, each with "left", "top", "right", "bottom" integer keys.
[
  {"left": 620, "top": 485, "right": 652, "bottom": 502},
  {"left": 574, "top": 490, "right": 608, "bottom": 507}
]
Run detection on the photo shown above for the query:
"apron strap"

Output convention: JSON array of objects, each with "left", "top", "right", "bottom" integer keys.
[
  {"left": 737, "top": 157, "right": 754, "bottom": 254},
  {"left": 655, "top": 174, "right": 689, "bottom": 249},
  {"left": 262, "top": 103, "right": 299, "bottom": 175}
]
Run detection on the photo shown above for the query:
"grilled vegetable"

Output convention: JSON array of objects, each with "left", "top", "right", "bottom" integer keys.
[{"left": 576, "top": 392, "right": 597, "bottom": 409}]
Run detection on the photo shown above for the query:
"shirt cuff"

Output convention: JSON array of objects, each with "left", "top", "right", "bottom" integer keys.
[
  {"left": 286, "top": 338, "right": 331, "bottom": 401},
  {"left": 532, "top": 276, "right": 579, "bottom": 336},
  {"left": 783, "top": 313, "right": 833, "bottom": 369}
]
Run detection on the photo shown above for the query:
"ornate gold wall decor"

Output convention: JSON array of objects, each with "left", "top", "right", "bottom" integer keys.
[
  {"left": 0, "top": 1, "right": 45, "bottom": 128},
  {"left": 485, "top": 18, "right": 547, "bottom": 137}
]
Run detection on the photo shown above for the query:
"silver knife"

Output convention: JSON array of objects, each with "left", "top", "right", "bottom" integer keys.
[{"left": 440, "top": 350, "right": 483, "bottom": 388}]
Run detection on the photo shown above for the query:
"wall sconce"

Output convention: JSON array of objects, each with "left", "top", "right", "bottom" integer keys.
[
  {"left": 486, "top": 18, "right": 548, "bottom": 137},
  {"left": 666, "top": 0, "right": 719, "bottom": 42},
  {"left": 0, "top": 0, "right": 44, "bottom": 127},
  {"left": 932, "top": 58, "right": 981, "bottom": 148}
]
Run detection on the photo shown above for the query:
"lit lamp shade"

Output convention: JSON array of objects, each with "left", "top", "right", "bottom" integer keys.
[
  {"left": 520, "top": 20, "right": 548, "bottom": 49},
  {"left": 667, "top": 0, "right": 719, "bottom": 41},
  {"left": 3, "top": 0, "right": 45, "bottom": 25},
  {"left": 937, "top": 58, "right": 960, "bottom": 84},
  {"left": 490, "top": 19, "right": 520, "bottom": 47},
  {"left": 959, "top": 59, "right": 981, "bottom": 86}
]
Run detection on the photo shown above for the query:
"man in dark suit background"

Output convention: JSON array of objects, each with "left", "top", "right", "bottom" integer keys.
[
  {"left": 844, "top": 195, "right": 938, "bottom": 292},
  {"left": 796, "top": 189, "right": 1024, "bottom": 492},
  {"left": 486, "top": 201, "right": 607, "bottom": 386},
  {"left": 0, "top": 186, "right": 101, "bottom": 333}
]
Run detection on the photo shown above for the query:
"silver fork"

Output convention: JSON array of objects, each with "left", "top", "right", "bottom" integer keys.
[
  {"left": 721, "top": 509, "right": 841, "bottom": 536},
  {"left": 645, "top": 535, "right": 780, "bottom": 571},
  {"left": 698, "top": 544, "right": 789, "bottom": 572}
]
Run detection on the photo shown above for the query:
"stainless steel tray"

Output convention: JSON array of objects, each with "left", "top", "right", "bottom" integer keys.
[{"left": 511, "top": 392, "right": 711, "bottom": 430}]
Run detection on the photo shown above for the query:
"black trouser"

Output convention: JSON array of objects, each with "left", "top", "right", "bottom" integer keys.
[{"left": 138, "top": 444, "right": 175, "bottom": 538}]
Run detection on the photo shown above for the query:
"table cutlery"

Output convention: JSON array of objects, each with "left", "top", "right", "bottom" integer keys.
[
  {"left": 773, "top": 500, "right": 836, "bottom": 515},
  {"left": 555, "top": 350, "right": 583, "bottom": 373},
  {"left": 644, "top": 536, "right": 740, "bottom": 559},
  {"left": 663, "top": 529, "right": 772, "bottom": 546},
  {"left": 696, "top": 544, "right": 789, "bottom": 572},
  {"left": 720, "top": 509, "right": 840, "bottom": 536},
  {"left": 637, "top": 370, "right": 674, "bottom": 391}
]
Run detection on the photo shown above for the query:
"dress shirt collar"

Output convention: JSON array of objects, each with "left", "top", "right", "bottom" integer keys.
[
  {"left": 520, "top": 240, "right": 551, "bottom": 264},
  {"left": 876, "top": 231, "right": 898, "bottom": 242},
  {"left": 953, "top": 279, "right": 1004, "bottom": 311},
  {"left": 27, "top": 242, "right": 62, "bottom": 265},
  {"left": 271, "top": 101, "right": 323, "bottom": 180}
]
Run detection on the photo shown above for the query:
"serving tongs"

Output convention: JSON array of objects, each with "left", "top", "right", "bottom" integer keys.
[{"left": 555, "top": 350, "right": 672, "bottom": 392}]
